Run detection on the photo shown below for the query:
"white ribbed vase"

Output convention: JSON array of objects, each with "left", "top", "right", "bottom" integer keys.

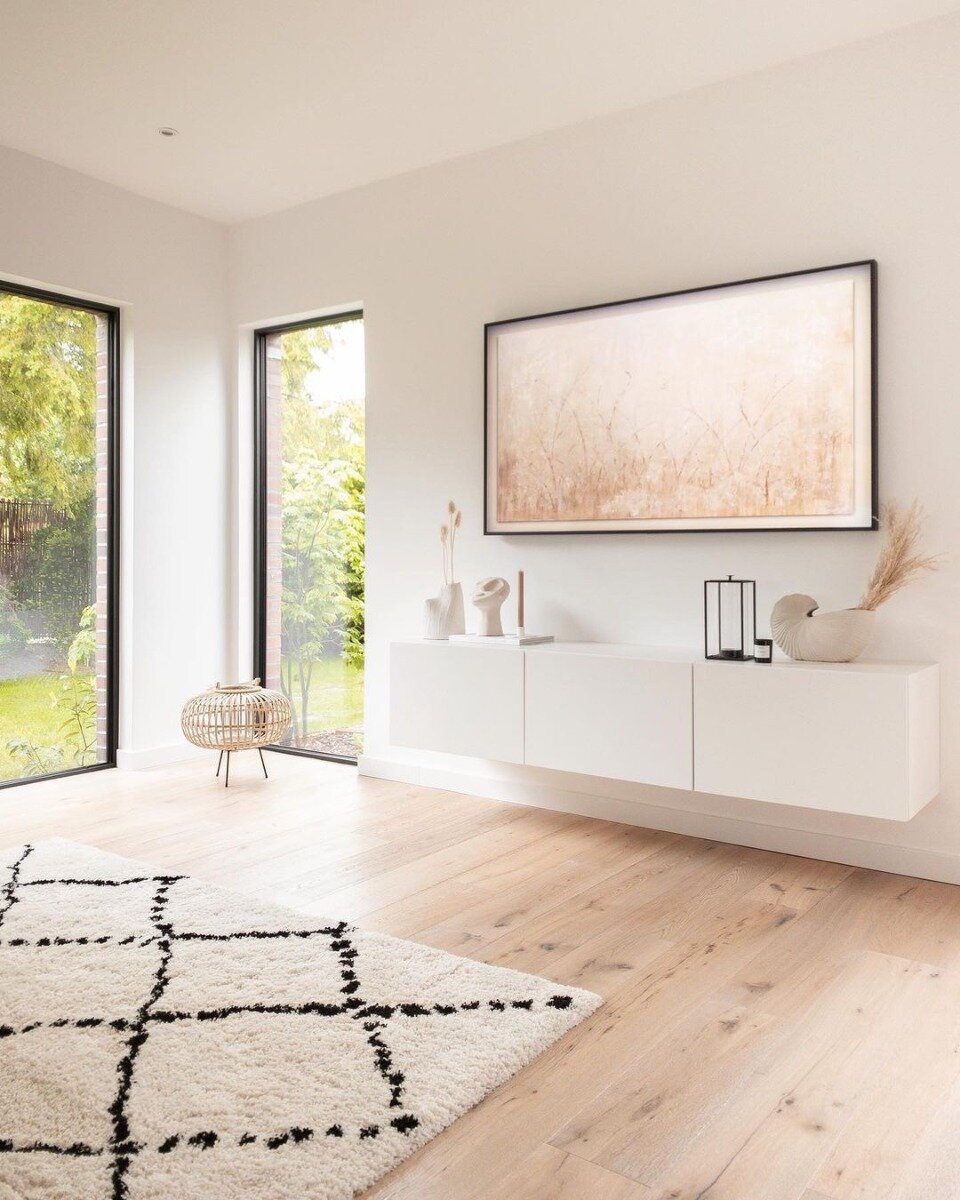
[
  {"left": 770, "top": 594, "right": 876, "bottom": 663},
  {"left": 423, "top": 582, "right": 465, "bottom": 640}
]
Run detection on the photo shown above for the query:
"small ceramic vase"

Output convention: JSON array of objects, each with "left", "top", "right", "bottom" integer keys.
[{"left": 423, "top": 582, "right": 465, "bottom": 639}]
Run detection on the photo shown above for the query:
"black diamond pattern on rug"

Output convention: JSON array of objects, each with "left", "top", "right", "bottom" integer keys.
[{"left": 0, "top": 840, "right": 600, "bottom": 1200}]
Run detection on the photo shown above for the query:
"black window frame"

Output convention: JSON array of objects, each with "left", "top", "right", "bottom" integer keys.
[
  {"left": 253, "top": 310, "right": 364, "bottom": 766},
  {"left": 0, "top": 277, "right": 120, "bottom": 790}
]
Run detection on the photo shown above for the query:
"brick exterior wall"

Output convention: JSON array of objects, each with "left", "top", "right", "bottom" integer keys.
[
  {"left": 263, "top": 334, "right": 283, "bottom": 694},
  {"left": 94, "top": 316, "right": 110, "bottom": 761}
]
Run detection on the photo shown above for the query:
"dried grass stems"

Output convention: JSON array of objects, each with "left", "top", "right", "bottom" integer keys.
[
  {"left": 440, "top": 500, "right": 462, "bottom": 585},
  {"left": 499, "top": 380, "right": 853, "bottom": 523},
  {"left": 859, "top": 501, "right": 940, "bottom": 611}
]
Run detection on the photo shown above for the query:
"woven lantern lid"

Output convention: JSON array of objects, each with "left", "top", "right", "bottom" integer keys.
[{"left": 208, "top": 679, "right": 264, "bottom": 693}]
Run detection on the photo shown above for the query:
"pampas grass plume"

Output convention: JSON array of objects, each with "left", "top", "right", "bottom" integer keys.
[{"left": 859, "top": 501, "right": 940, "bottom": 611}]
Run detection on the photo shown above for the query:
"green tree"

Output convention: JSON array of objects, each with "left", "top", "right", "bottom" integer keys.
[
  {"left": 0, "top": 292, "right": 100, "bottom": 782},
  {"left": 340, "top": 463, "right": 365, "bottom": 670},
  {"left": 0, "top": 291, "right": 98, "bottom": 655},
  {"left": 0, "top": 581, "right": 28, "bottom": 660},
  {"left": 280, "top": 324, "right": 332, "bottom": 399},
  {"left": 0, "top": 294, "right": 98, "bottom": 510},
  {"left": 281, "top": 454, "right": 348, "bottom": 740},
  {"left": 276, "top": 325, "right": 364, "bottom": 741},
  {"left": 9, "top": 495, "right": 95, "bottom": 648}
]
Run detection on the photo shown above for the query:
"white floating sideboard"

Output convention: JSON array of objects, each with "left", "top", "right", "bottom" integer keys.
[{"left": 389, "top": 641, "right": 941, "bottom": 821}]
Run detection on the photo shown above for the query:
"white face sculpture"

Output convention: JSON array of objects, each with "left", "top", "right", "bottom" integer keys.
[
  {"left": 472, "top": 576, "right": 510, "bottom": 609},
  {"left": 472, "top": 576, "right": 511, "bottom": 636}
]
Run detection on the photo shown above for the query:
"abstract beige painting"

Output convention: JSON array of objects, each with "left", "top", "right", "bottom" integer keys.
[{"left": 485, "top": 263, "right": 875, "bottom": 532}]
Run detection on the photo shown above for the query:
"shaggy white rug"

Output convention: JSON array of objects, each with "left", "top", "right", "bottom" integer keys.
[{"left": 0, "top": 840, "right": 600, "bottom": 1199}]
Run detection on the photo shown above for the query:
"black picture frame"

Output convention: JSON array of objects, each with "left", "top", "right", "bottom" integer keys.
[{"left": 484, "top": 260, "right": 878, "bottom": 536}]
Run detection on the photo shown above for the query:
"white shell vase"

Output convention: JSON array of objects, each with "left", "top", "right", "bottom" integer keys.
[
  {"left": 770, "top": 594, "right": 876, "bottom": 663},
  {"left": 423, "top": 582, "right": 465, "bottom": 640}
]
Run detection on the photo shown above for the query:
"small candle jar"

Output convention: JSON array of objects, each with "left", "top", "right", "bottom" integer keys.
[{"left": 754, "top": 638, "right": 773, "bottom": 664}]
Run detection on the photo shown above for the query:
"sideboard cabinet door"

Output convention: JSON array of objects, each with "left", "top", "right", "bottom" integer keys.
[
  {"left": 693, "top": 661, "right": 940, "bottom": 819},
  {"left": 524, "top": 650, "right": 693, "bottom": 788},
  {"left": 390, "top": 643, "right": 524, "bottom": 763}
]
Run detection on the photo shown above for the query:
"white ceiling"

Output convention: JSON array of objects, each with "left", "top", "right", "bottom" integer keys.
[{"left": 0, "top": 0, "right": 957, "bottom": 224}]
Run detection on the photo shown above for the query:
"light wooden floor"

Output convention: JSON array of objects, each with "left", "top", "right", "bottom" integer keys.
[{"left": 3, "top": 753, "right": 959, "bottom": 1200}]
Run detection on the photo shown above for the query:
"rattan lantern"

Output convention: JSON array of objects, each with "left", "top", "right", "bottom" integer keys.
[{"left": 181, "top": 679, "right": 291, "bottom": 786}]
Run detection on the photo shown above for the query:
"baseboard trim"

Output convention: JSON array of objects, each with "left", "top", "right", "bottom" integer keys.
[
  {"left": 116, "top": 742, "right": 207, "bottom": 771},
  {"left": 357, "top": 754, "right": 960, "bottom": 886}
]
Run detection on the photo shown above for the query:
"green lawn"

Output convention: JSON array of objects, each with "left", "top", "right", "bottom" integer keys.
[
  {"left": 0, "top": 657, "right": 362, "bottom": 781},
  {"left": 0, "top": 671, "right": 96, "bottom": 782},
  {"left": 281, "top": 654, "right": 363, "bottom": 734}
]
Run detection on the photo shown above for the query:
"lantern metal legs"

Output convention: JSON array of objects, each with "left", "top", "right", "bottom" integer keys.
[
  {"left": 214, "top": 748, "right": 268, "bottom": 786},
  {"left": 214, "top": 750, "right": 231, "bottom": 787}
]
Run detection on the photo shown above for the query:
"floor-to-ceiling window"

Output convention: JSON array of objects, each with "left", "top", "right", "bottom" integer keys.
[
  {"left": 0, "top": 281, "right": 118, "bottom": 785},
  {"left": 255, "top": 312, "right": 364, "bottom": 762}
]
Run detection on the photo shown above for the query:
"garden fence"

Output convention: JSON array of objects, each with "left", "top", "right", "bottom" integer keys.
[{"left": 0, "top": 499, "right": 68, "bottom": 582}]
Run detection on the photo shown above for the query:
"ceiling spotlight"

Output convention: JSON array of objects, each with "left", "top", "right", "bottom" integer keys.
[{"left": 158, "top": 126, "right": 179, "bottom": 138}]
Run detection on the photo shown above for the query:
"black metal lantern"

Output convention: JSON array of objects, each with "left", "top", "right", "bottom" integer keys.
[{"left": 704, "top": 575, "right": 756, "bottom": 661}]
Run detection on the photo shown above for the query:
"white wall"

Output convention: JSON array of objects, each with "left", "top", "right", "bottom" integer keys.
[
  {"left": 0, "top": 144, "right": 232, "bottom": 764},
  {"left": 2, "top": 11, "right": 957, "bottom": 875},
  {"left": 230, "top": 13, "right": 960, "bottom": 880}
]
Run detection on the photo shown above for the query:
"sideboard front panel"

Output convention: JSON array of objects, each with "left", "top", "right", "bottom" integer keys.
[
  {"left": 692, "top": 661, "right": 937, "bottom": 819},
  {"left": 524, "top": 651, "right": 693, "bottom": 788},
  {"left": 389, "top": 642, "right": 524, "bottom": 763}
]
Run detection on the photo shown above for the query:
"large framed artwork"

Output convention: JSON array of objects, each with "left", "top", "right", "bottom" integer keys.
[{"left": 484, "top": 260, "right": 877, "bottom": 534}]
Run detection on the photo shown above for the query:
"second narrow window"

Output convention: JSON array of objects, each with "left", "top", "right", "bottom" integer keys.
[{"left": 256, "top": 313, "right": 365, "bottom": 762}]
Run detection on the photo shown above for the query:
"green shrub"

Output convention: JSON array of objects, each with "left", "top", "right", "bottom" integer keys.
[
  {"left": 4, "top": 608, "right": 98, "bottom": 776},
  {"left": 0, "top": 582, "right": 28, "bottom": 658},
  {"left": 341, "top": 464, "right": 365, "bottom": 671},
  {"left": 9, "top": 493, "right": 94, "bottom": 648}
]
